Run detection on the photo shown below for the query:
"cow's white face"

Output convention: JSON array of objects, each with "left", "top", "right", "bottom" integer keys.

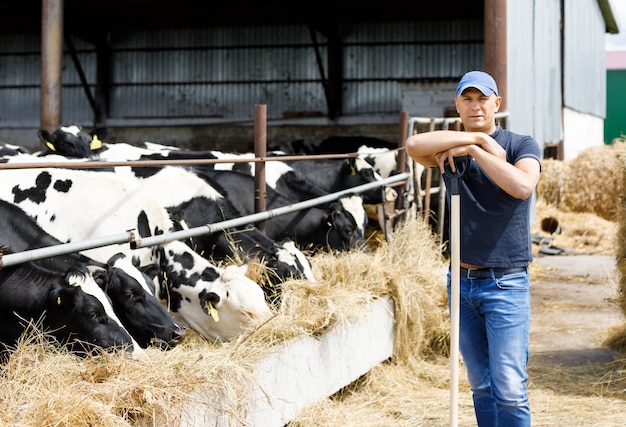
[
  {"left": 338, "top": 195, "right": 367, "bottom": 237},
  {"left": 275, "top": 240, "right": 316, "bottom": 282},
  {"left": 168, "top": 263, "right": 274, "bottom": 341},
  {"left": 69, "top": 266, "right": 144, "bottom": 355}
]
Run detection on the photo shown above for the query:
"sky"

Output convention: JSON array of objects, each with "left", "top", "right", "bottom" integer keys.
[{"left": 606, "top": 0, "right": 626, "bottom": 50}]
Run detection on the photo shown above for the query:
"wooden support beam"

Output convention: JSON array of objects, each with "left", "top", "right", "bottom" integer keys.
[{"left": 40, "top": 0, "right": 64, "bottom": 134}]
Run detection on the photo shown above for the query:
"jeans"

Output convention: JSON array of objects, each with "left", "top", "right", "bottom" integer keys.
[{"left": 447, "top": 268, "right": 531, "bottom": 427}]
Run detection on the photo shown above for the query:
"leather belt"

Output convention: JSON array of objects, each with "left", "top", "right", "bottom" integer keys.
[{"left": 460, "top": 266, "right": 527, "bottom": 279}]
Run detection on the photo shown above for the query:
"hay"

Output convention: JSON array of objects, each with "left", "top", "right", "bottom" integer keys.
[
  {"left": 0, "top": 216, "right": 450, "bottom": 426},
  {"left": 537, "top": 143, "right": 626, "bottom": 222},
  {"left": 536, "top": 158, "right": 564, "bottom": 206},
  {"left": 532, "top": 200, "right": 617, "bottom": 256},
  {"left": 616, "top": 146, "right": 626, "bottom": 321},
  {"left": 1, "top": 325, "right": 257, "bottom": 426}
]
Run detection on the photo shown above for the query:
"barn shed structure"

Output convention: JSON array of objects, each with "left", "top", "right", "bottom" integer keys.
[
  {"left": 0, "top": 0, "right": 620, "bottom": 160},
  {"left": 605, "top": 49, "right": 626, "bottom": 144}
]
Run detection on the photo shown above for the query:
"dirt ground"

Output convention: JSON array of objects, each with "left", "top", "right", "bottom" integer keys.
[
  {"left": 524, "top": 253, "right": 626, "bottom": 426},
  {"left": 530, "top": 254, "right": 622, "bottom": 367}
]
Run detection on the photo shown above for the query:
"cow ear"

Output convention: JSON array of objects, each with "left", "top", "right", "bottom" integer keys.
[
  {"left": 50, "top": 286, "right": 78, "bottom": 310},
  {"left": 89, "top": 134, "right": 103, "bottom": 150},
  {"left": 140, "top": 263, "right": 160, "bottom": 281},
  {"left": 89, "top": 265, "right": 109, "bottom": 288},
  {"left": 136, "top": 211, "right": 152, "bottom": 238},
  {"left": 37, "top": 130, "right": 57, "bottom": 151},
  {"left": 88, "top": 128, "right": 107, "bottom": 150},
  {"left": 325, "top": 211, "right": 335, "bottom": 228},
  {"left": 344, "top": 158, "right": 357, "bottom": 175},
  {"left": 37, "top": 130, "right": 52, "bottom": 143}
]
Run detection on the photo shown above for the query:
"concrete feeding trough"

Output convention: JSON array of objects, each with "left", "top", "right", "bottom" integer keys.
[{"left": 182, "top": 296, "right": 396, "bottom": 426}]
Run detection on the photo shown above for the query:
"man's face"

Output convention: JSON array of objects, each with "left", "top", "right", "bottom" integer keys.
[{"left": 454, "top": 88, "right": 501, "bottom": 133}]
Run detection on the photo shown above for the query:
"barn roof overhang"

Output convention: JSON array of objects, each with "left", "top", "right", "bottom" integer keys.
[
  {"left": 598, "top": 0, "right": 620, "bottom": 34},
  {"left": 0, "top": 0, "right": 484, "bottom": 41}
]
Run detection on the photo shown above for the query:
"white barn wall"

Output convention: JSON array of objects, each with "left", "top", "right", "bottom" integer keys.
[
  {"left": 562, "top": 108, "right": 605, "bottom": 160},
  {"left": 507, "top": 0, "right": 563, "bottom": 149},
  {"left": 561, "top": 0, "right": 607, "bottom": 158}
]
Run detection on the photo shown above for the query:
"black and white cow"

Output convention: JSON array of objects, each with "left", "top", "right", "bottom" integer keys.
[
  {"left": 0, "top": 167, "right": 274, "bottom": 342},
  {"left": 94, "top": 253, "right": 186, "bottom": 349},
  {"left": 36, "top": 129, "right": 387, "bottom": 229},
  {"left": 206, "top": 155, "right": 370, "bottom": 233},
  {"left": 96, "top": 146, "right": 368, "bottom": 253},
  {"left": 0, "top": 199, "right": 184, "bottom": 349},
  {"left": 0, "top": 257, "right": 134, "bottom": 358},
  {"left": 167, "top": 196, "right": 315, "bottom": 299},
  {"left": 108, "top": 164, "right": 315, "bottom": 308},
  {"left": 112, "top": 164, "right": 316, "bottom": 284},
  {"left": 0, "top": 141, "right": 30, "bottom": 157},
  {"left": 356, "top": 145, "right": 422, "bottom": 231},
  {"left": 194, "top": 168, "right": 367, "bottom": 252},
  {"left": 46, "top": 140, "right": 316, "bottom": 288},
  {"left": 279, "top": 156, "right": 393, "bottom": 206}
]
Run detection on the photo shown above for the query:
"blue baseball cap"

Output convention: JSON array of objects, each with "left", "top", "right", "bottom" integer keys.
[{"left": 456, "top": 71, "right": 499, "bottom": 97}]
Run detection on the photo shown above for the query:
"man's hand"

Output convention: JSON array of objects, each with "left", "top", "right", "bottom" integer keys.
[
  {"left": 433, "top": 134, "right": 506, "bottom": 174},
  {"left": 477, "top": 134, "right": 506, "bottom": 161},
  {"left": 434, "top": 145, "right": 471, "bottom": 174}
]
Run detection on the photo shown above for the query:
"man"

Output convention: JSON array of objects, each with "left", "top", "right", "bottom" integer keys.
[{"left": 406, "top": 70, "right": 541, "bottom": 427}]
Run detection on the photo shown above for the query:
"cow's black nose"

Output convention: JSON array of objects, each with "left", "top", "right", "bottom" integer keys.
[{"left": 171, "top": 324, "right": 186, "bottom": 344}]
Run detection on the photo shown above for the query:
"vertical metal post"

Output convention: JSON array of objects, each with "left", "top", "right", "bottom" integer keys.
[
  {"left": 40, "top": 0, "right": 64, "bottom": 134},
  {"left": 254, "top": 104, "right": 267, "bottom": 232},
  {"left": 485, "top": 0, "right": 507, "bottom": 111},
  {"left": 422, "top": 118, "right": 436, "bottom": 221},
  {"left": 394, "top": 111, "right": 409, "bottom": 225}
]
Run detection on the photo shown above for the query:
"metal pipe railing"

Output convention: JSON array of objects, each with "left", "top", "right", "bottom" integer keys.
[
  {"left": 408, "top": 111, "right": 510, "bottom": 133},
  {"left": 0, "top": 152, "right": 358, "bottom": 171}
]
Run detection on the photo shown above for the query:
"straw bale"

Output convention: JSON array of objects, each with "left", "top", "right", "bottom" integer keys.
[
  {"left": 616, "top": 148, "right": 626, "bottom": 319},
  {"left": 538, "top": 143, "right": 626, "bottom": 221},
  {"left": 536, "top": 158, "right": 564, "bottom": 206}
]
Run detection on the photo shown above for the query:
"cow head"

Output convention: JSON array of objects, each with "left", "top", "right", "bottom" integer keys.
[
  {"left": 37, "top": 125, "right": 107, "bottom": 159},
  {"left": 52, "top": 283, "right": 135, "bottom": 355},
  {"left": 337, "top": 195, "right": 368, "bottom": 239},
  {"left": 344, "top": 157, "right": 387, "bottom": 205},
  {"left": 65, "top": 265, "right": 145, "bottom": 355},
  {"left": 325, "top": 201, "right": 367, "bottom": 251},
  {"left": 273, "top": 239, "right": 315, "bottom": 283},
  {"left": 152, "top": 241, "right": 274, "bottom": 342},
  {"left": 93, "top": 254, "right": 186, "bottom": 349},
  {"left": 198, "top": 264, "right": 274, "bottom": 341}
]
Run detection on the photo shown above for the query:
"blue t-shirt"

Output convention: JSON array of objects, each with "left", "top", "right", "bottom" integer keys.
[{"left": 443, "top": 126, "right": 542, "bottom": 268}]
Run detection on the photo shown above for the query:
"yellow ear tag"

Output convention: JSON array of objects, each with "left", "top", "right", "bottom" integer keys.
[
  {"left": 208, "top": 301, "right": 220, "bottom": 322},
  {"left": 351, "top": 166, "right": 356, "bottom": 175},
  {"left": 57, "top": 296, "right": 61, "bottom": 305},
  {"left": 90, "top": 134, "right": 103, "bottom": 150},
  {"left": 46, "top": 141, "right": 57, "bottom": 151}
]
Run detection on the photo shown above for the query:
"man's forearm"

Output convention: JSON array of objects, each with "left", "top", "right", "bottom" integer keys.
[{"left": 406, "top": 130, "right": 486, "bottom": 167}]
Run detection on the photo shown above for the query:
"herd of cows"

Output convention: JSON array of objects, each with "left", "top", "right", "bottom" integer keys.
[{"left": 0, "top": 125, "right": 419, "bottom": 359}]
